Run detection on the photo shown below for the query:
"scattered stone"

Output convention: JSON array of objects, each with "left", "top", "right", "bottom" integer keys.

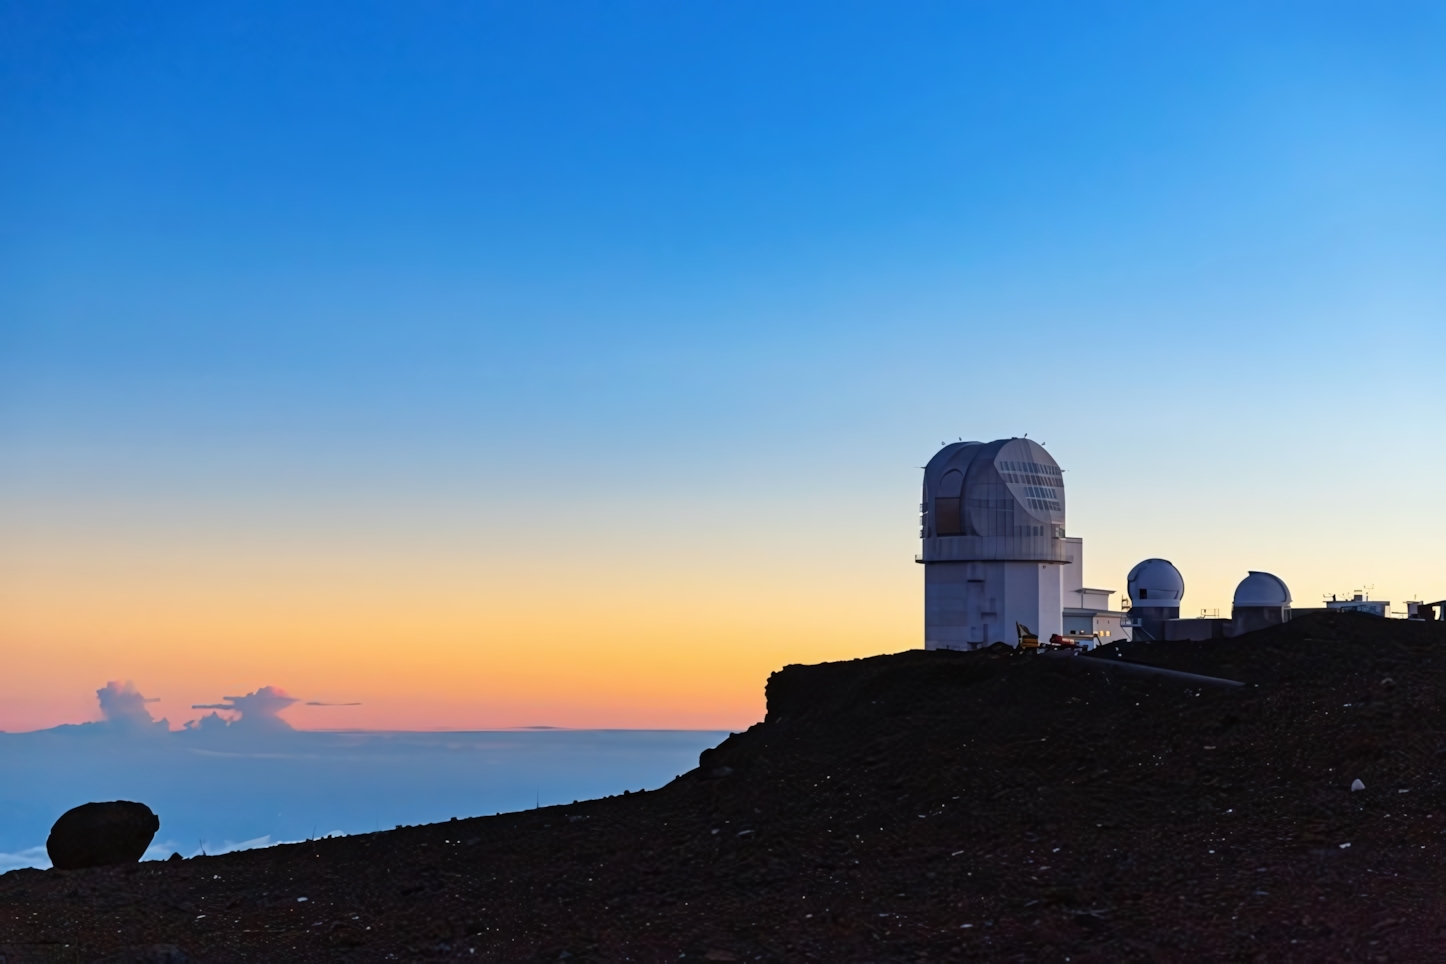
[
  {"left": 46, "top": 801, "right": 159, "bottom": 870},
  {"left": 1351, "top": 779, "right": 1365, "bottom": 792}
]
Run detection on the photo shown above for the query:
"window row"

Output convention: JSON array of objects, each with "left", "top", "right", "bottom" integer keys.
[{"left": 998, "top": 459, "right": 1061, "bottom": 478}]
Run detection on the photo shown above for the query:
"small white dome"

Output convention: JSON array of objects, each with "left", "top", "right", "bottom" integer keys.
[
  {"left": 1233, "top": 571, "right": 1292, "bottom": 607},
  {"left": 1127, "top": 558, "right": 1184, "bottom": 606}
]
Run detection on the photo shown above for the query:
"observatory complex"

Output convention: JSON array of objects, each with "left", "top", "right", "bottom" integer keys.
[
  {"left": 918, "top": 438, "right": 1125, "bottom": 650},
  {"left": 919, "top": 437, "right": 1438, "bottom": 650}
]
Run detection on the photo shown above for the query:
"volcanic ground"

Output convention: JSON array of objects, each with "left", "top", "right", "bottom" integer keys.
[{"left": 4, "top": 611, "right": 1446, "bottom": 963}]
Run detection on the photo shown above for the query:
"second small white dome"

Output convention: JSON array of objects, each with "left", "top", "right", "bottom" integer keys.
[{"left": 1233, "top": 571, "right": 1292, "bottom": 607}]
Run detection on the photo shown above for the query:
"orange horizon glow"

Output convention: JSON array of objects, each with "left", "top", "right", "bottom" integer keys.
[{"left": 0, "top": 507, "right": 922, "bottom": 733}]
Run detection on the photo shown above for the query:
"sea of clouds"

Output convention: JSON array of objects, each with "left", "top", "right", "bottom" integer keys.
[{"left": 0, "top": 682, "right": 727, "bottom": 872}]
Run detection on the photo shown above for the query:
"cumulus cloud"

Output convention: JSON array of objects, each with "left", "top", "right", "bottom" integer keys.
[
  {"left": 192, "top": 686, "right": 299, "bottom": 731},
  {"left": 96, "top": 681, "right": 165, "bottom": 731}
]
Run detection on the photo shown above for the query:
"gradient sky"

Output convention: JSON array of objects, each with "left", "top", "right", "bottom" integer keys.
[{"left": 3, "top": 1, "right": 1444, "bottom": 732}]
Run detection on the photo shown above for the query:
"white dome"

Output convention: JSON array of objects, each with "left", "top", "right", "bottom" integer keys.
[
  {"left": 1233, "top": 571, "right": 1292, "bottom": 607},
  {"left": 1127, "top": 558, "right": 1184, "bottom": 606},
  {"left": 918, "top": 437, "right": 1067, "bottom": 563}
]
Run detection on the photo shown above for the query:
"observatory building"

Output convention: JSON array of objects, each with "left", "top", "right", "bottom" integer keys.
[
  {"left": 1232, "top": 571, "right": 1292, "bottom": 633},
  {"left": 1062, "top": 537, "right": 1129, "bottom": 642},
  {"left": 918, "top": 438, "right": 1327, "bottom": 650},
  {"left": 1125, "top": 558, "right": 1185, "bottom": 641},
  {"left": 1136, "top": 567, "right": 1294, "bottom": 641},
  {"left": 920, "top": 438, "right": 1071, "bottom": 649}
]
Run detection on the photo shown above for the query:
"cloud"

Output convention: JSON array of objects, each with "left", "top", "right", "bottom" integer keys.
[
  {"left": 191, "top": 686, "right": 298, "bottom": 730},
  {"left": 96, "top": 681, "right": 166, "bottom": 731},
  {"left": 0, "top": 846, "right": 51, "bottom": 873},
  {"left": 305, "top": 701, "right": 361, "bottom": 706}
]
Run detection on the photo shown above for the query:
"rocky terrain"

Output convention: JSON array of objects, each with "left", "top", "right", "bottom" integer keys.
[{"left": 3, "top": 611, "right": 1445, "bottom": 963}]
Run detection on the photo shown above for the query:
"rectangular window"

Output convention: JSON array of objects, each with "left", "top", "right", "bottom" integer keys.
[{"left": 935, "top": 497, "right": 962, "bottom": 535}]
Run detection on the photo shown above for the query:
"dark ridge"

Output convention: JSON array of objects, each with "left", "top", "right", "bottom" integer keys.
[{"left": 2, "top": 611, "right": 1444, "bottom": 962}]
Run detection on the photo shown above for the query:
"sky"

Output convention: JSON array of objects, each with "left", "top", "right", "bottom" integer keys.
[{"left": 2, "top": 1, "right": 1444, "bottom": 732}]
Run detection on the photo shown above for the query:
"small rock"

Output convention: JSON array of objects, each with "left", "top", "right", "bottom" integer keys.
[
  {"left": 46, "top": 801, "right": 159, "bottom": 870},
  {"left": 1351, "top": 779, "right": 1365, "bottom": 792}
]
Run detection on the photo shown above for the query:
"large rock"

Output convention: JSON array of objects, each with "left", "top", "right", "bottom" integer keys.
[{"left": 46, "top": 801, "right": 160, "bottom": 870}]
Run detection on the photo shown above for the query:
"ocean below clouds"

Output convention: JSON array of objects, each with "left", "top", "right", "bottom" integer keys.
[{"left": 0, "top": 727, "right": 727, "bottom": 871}]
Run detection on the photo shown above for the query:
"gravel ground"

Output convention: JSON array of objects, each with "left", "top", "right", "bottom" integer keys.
[{"left": 3, "top": 610, "right": 1445, "bottom": 963}]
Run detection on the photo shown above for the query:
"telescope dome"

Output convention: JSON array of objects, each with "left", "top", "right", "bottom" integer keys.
[
  {"left": 1127, "top": 558, "right": 1184, "bottom": 606},
  {"left": 919, "top": 437, "right": 1067, "bottom": 563},
  {"left": 1233, "top": 571, "right": 1291, "bottom": 607}
]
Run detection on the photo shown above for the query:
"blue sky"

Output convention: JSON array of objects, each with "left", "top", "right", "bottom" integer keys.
[{"left": 2, "top": 1, "right": 1444, "bottom": 729}]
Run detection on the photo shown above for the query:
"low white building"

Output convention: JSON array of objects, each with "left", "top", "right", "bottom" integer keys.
[
  {"left": 1061, "top": 537, "right": 1129, "bottom": 644},
  {"left": 1326, "top": 593, "right": 1388, "bottom": 618}
]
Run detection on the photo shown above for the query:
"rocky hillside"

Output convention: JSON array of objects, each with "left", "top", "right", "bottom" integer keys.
[{"left": 3, "top": 611, "right": 1445, "bottom": 962}]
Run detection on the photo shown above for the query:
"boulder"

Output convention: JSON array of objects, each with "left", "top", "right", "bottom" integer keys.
[{"left": 46, "top": 800, "right": 160, "bottom": 870}]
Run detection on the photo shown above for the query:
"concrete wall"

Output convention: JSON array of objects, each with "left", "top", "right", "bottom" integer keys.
[
  {"left": 1129, "top": 606, "right": 1181, "bottom": 642},
  {"left": 1062, "top": 537, "right": 1084, "bottom": 598},
  {"left": 1091, "top": 612, "right": 1126, "bottom": 643},
  {"left": 1165, "top": 618, "right": 1230, "bottom": 642},
  {"left": 1232, "top": 606, "right": 1291, "bottom": 635},
  {"left": 925, "top": 560, "right": 1063, "bottom": 650}
]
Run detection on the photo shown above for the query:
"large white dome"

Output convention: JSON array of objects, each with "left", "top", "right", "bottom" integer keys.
[
  {"left": 1233, "top": 571, "right": 1291, "bottom": 607},
  {"left": 918, "top": 437, "right": 1067, "bottom": 564},
  {"left": 1127, "top": 558, "right": 1184, "bottom": 606}
]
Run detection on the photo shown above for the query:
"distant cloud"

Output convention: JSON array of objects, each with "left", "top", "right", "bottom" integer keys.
[
  {"left": 192, "top": 686, "right": 298, "bottom": 731},
  {"left": 0, "top": 845, "right": 51, "bottom": 873},
  {"left": 305, "top": 701, "right": 361, "bottom": 706},
  {"left": 96, "top": 681, "right": 166, "bottom": 731}
]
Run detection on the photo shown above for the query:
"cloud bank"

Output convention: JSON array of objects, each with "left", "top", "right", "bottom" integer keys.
[{"left": 191, "top": 686, "right": 300, "bottom": 731}]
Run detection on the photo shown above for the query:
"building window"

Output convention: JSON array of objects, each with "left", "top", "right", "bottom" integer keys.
[
  {"left": 936, "top": 498, "right": 962, "bottom": 534},
  {"left": 935, "top": 470, "right": 964, "bottom": 535}
]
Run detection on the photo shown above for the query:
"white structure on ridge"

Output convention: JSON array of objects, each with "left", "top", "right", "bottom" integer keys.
[
  {"left": 1161, "top": 568, "right": 1294, "bottom": 640},
  {"left": 920, "top": 438, "right": 1069, "bottom": 649},
  {"left": 1326, "top": 592, "right": 1389, "bottom": 618},
  {"left": 1232, "top": 571, "right": 1292, "bottom": 634},
  {"left": 1062, "top": 537, "right": 1129, "bottom": 643},
  {"left": 1125, "top": 558, "right": 1185, "bottom": 641}
]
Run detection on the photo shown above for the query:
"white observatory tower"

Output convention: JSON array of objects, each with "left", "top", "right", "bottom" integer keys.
[{"left": 920, "top": 438, "right": 1068, "bottom": 649}]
